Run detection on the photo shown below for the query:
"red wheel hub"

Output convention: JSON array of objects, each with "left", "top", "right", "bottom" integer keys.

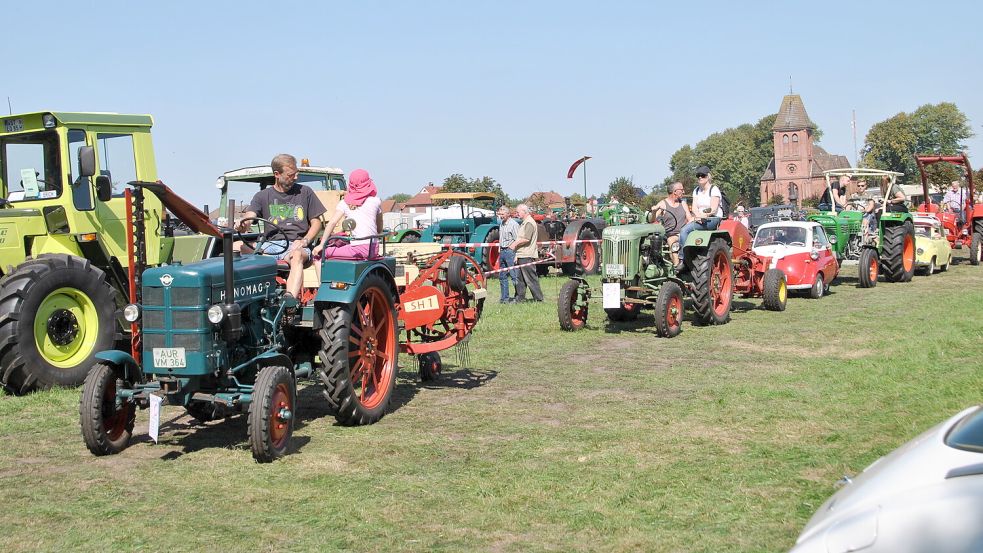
[
  {"left": 666, "top": 295, "right": 682, "bottom": 331},
  {"left": 351, "top": 287, "right": 396, "bottom": 409},
  {"left": 101, "top": 380, "right": 132, "bottom": 441},
  {"left": 710, "top": 250, "right": 732, "bottom": 317},
  {"left": 269, "top": 382, "right": 292, "bottom": 448},
  {"left": 580, "top": 242, "right": 596, "bottom": 272}
]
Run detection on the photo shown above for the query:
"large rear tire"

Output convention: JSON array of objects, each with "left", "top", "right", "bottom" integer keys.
[
  {"left": 563, "top": 227, "right": 599, "bottom": 276},
  {"left": 970, "top": 228, "right": 982, "bottom": 266},
  {"left": 858, "top": 247, "right": 878, "bottom": 288},
  {"left": 79, "top": 362, "right": 135, "bottom": 456},
  {"left": 483, "top": 228, "right": 500, "bottom": 272},
  {"left": 881, "top": 222, "right": 915, "bottom": 282},
  {"left": 653, "top": 282, "right": 684, "bottom": 338},
  {"left": 689, "top": 238, "right": 733, "bottom": 325},
  {"left": 317, "top": 274, "right": 398, "bottom": 426},
  {"left": 762, "top": 269, "right": 787, "bottom": 311},
  {"left": 0, "top": 254, "right": 118, "bottom": 394},
  {"left": 558, "top": 279, "right": 588, "bottom": 331},
  {"left": 248, "top": 365, "right": 295, "bottom": 463}
]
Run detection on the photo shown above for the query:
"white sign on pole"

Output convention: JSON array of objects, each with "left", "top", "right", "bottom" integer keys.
[{"left": 148, "top": 394, "right": 163, "bottom": 443}]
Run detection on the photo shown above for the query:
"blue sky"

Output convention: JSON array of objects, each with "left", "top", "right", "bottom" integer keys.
[{"left": 6, "top": 1, "right": 982, "bottom": 208}]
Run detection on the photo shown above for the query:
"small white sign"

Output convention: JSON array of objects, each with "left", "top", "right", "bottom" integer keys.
[
  {"left": 602, "top": 282, "right": 621, "bottom": 309},
  {"left": 148, "top": 394, "right": 163, "bottom": 443},
  {"left": 605, "top": 263, "right": 625, "bottom": 277},
  {"left": 20, "top": 169, "right": 39, "bottom": 198},
  {"left": 404, "top": 295, "right": 439, "bottom": 313}
]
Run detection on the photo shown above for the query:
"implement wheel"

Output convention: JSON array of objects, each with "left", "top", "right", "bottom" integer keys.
[
  {"left": 418, "top": 352, "right": 442, "bottom": 382},
  {"left": 79, "top": 363, "right": 135, "bottom": 456},
  {"left": 558, "top": 279, "right": 589, "bottom": 331},
  {"left": 318, "top": 274, "right": 397, "bottom": 426},
  {"left": 881, "top": 222, "right": 915, "bottom": 282},
  {"left": 762, "top": 268, "right": 787, "bottom": 311},
  {"left": 0, "top": 254, "right": 118, "bottom": 394},
  {"left": 689, "top": 238, "right": 733, "bottom": 325},
  {"left": 858, "top": 247, "right": 879, "bottom": 288},
  {"left": 248, "top": 365, "right": 295, "bottom": 463},
  {"left": 653, "top": 281, "right": 683, "bottom": 338}
]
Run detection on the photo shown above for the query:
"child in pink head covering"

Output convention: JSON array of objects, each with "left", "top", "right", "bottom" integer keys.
[{"left": 313, "top": 169, "right": 383, "bottom": 262}]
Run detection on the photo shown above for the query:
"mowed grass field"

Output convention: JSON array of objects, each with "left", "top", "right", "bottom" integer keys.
[{"left": 1, "top": 253, "right": 981, "bottom": 552}]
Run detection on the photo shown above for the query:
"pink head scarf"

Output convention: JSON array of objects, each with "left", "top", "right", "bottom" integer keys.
[{"left": 346, "top": 169, "right": 377, "bottom": 207}]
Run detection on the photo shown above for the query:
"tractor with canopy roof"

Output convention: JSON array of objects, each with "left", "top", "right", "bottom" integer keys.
[{"left": 913, "top": 153, "right": 981, "bottom": 265}]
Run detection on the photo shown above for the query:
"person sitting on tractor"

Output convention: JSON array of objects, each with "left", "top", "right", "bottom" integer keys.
[
  {"left": 862, "top": 176, "right": 907, "bottom": 235},
  {"left": 313, "top": 168, "right": 383, "bottom": 263},
  {"left": 237, "top": 153, "right": 325, "bottom": 300},
  {"left": 819, "top": 175, "right": 850, "bottom": 212},
  {"left": 942, "top": 180, "right": 967, "bottom": 226},
  {"left": 677, "top": 165, "right": 723, "bottom": 270},
  {"left": 648, "top": 181, "right": 693, "bottom": 266}
]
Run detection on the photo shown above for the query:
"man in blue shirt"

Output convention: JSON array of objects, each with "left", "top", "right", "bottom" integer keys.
[{"left": 496, "top": 205, "right": 520, "bottom": 304}]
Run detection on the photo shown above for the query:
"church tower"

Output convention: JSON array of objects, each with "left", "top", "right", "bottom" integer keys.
[{"left": 769, "top": 94, "right": 815, "bottom": 206}]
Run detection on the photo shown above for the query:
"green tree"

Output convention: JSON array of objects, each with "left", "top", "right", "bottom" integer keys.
[
  {"left": 386, "top": 193, "right": 412, "bottom": 203},
  {"left": 862, "top": 102, "right": 973, "bottom": 180},
  {"left": 438, "top": 173, "right": 509, "bottom": 207},
  {"left": 607, "top": 176, "right": 639, "bottom": 204}
]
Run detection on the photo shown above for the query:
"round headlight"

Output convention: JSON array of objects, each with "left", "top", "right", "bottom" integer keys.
[
  {"left": 122, "top": 304, "right": 141, "bottom": 322},
  {"left": 207, "top": 305, "right": 225, "bottom": 324},
  {"left": 42, "top": 113, "right": 57, "bottom": 128},
  {"left": 810, "top": 250, "right": 820, "bottom": 260},
  {"left": 916, "top": 247, "right": 924, "bottom": 255}
]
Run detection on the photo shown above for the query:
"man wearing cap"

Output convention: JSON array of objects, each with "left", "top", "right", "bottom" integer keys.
[
  {"left": 238, "top": 153, "right": 325, "bottom": 300},
  {"left": 677, "top": 165, "right": 723, "bottom": 270}
]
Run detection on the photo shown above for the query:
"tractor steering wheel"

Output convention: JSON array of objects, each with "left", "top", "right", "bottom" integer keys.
[
  {"left": 235, "top": 217, "right": 291, "bottom": 256},
  {"left": 658, "top": 209, "right": 678, "bottom": 231}
]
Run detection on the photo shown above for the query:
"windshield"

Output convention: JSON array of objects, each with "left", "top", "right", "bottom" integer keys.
[
  {"left": 945, "top": 407, "right": 983, "bottom": 453},
  {"left": 753, "top": 226, "right": 808, "bottom": 247},
  {"left": 1, "top": 130, "right": 63, "bottom": 201},
  {"left": 222, "top": 172, "right": 345, "bottom": 218}
]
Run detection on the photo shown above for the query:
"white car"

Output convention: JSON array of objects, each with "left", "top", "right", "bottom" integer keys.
[{"left": 790, "top": 406, "right": 983, "bottom": 552}]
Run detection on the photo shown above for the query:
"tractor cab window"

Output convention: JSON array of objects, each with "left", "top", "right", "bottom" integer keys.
[
  {"left": 1, "top": 131, "right": 63, "bottom": 201},
  {"left": 96, "top": 133, "right": 137, "bottom": 196},
  {"left": 68, "top": 130, "right": 93, "bottom": 211},
  {"left": 326, "top": 175, "right": 347, "bottom": 191}
]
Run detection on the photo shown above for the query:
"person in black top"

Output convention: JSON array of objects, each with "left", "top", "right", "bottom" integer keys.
[{"left": 819, "top": 175, "right": 849, "bottom": 212}]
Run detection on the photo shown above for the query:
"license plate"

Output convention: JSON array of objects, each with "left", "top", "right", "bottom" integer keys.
[
  {"left": 3, "top": 118, "right": 23, "bottom": 132},
  {"left": 153, "top": 347, "right": 186, "bottom": 368},
  {"left": 602, "top": 282, "right": 622, "bottom": 309},
  {"left": 605, "top": 263, "right": 625, "bottom": 276}
]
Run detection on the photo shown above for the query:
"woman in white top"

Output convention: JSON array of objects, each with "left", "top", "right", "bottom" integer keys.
[
  {"left": 677, "top": 165, "right": 722, "bottom": 267},
  {"left": 313, "top": 168, "right": 383, "bottom": 261}
]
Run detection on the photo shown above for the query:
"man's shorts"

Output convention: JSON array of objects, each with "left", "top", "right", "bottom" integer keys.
[{"left": 258, "top": 239, "right": 311, "bottom": 261}]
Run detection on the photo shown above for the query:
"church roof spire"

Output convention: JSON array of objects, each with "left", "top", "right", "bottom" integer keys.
[{"left": 773, "top": 94, "right": 816, "bottom": 131}]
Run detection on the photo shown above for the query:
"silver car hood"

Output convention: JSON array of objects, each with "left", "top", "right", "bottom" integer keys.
[{"left": 795, "top": 406, "right": 983, "bottom": 547}]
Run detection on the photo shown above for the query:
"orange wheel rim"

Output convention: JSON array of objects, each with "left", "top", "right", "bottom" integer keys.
[
  {"left": 581, "top": 243, "right": 596, "bottom": 271},
  {"left": 710, "top": 250, "right": 732, "bottom": 317},
  {"left": 902, "top": 234, "right": 914, "bottom": 272},
  {"left": 666, "top": 295, "right": 682, "bottom": 330},
  {"left": 102, "top": 379, "right": 131, "bottom": 441},
  {"left": 349, "top": 287, "right": 395, "bottom": 409},
  {"left": 869, "top": 258, "right": 878, "bottom": 281},
  {"left": 269, "top": 382, "right": 291, "bottom": 448}
]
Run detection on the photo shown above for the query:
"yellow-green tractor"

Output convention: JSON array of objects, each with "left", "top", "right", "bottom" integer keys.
[{"left": 0, "top": 111, "right": 213, "bottom": 394}]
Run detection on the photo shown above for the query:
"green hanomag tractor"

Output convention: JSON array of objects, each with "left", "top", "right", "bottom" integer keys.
[
  {"left": 0, "top": 112, "right": 214, "bottom": 394},
  {"left": 807, "top": 168, "right": 915, "bottom": 287},
  {"left": 558, "top": 219, "right": 734, "bottom": 337}
]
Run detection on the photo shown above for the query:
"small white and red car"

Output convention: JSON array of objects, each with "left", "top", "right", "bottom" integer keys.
[{"left": 752, "top": 221, "right": 839, "bottom": 298}]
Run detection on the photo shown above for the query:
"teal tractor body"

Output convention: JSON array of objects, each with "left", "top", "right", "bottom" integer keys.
[
  {"left": 558, "top": 222, "right": 734, "bottom": 337},
  {"left": 80, "top": 205, "right": 400, "bottom": 462}
]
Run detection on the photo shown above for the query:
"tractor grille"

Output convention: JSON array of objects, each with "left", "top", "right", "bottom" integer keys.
[
  {"left": 602, "top": 238, "right": 637, "bottom": 277},
  {"left": 141, "top": 285, "right": 208, "bottom": 353}
]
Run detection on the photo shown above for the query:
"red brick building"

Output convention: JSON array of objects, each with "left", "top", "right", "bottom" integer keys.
[{"left": 760, "top": 94, "right": 850, "bottom": 206}]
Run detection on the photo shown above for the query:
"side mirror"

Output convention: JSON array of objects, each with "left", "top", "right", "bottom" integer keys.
[
  {"left": 78, "top": 146, "right": 96, "bottom": 177},
  {"left": 95, "top": 175, "right": 112, "bottom": 202}
]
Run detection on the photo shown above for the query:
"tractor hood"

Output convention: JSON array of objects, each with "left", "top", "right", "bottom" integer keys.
[
  {"left": 143, "top": 255, "right": 278, "bottom": 304},
  {"left": 602, "top": 223, "right": 665, "bottom": 240}
]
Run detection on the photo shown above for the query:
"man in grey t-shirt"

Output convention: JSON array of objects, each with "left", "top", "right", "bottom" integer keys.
[{"left": 237, "top": 153, "right": 325, "bottom": 299}]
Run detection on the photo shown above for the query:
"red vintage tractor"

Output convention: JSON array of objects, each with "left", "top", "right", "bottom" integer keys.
[
  {"left": 717, "top": 219, "right": 788, "bottom": 311},
  {"left": 914, "top": 153, "right": 982, "bottom": 264}
]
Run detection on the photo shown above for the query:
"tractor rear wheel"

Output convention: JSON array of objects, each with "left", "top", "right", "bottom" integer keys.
[
  {"left": 79, "top": 362, "right": 135, "bottom": 456},
  {"left": 689, "top": 238, "right": 733, "bottom": 325},
  {"left": 248, "top": 365, "right": 295, "bottom": 463},
  {"left": 483, "top": 228, "right": 500, "bottom": 272},
  {"left": 563, "top": 228, "right": 599, "bottom": 276},
  {"left": 881, "top": 222, "right": 915, "bottom": 282},
  {"left": 418, "top": 352, "right": 442, "bottom": 382},
  {"left": 0, "top": 254, "right": 118, "bottom": 395},
  {"left": 970, "top": 228, "right": 982, "bottom": 266},
  {"left": 653, "top": 282, "right": 684, "bottom": 338},
  {"left": 858, "top": 247, "right": 879, "bottom": 288},
  {"left": 318, "top": 274, "right": 397, "bottom": 426},
  {"left": 558, "top": 279, "right": 589, "bottom": 331},
  {"left": 762, "top": 269, "right": 787, "bottom": 311}
]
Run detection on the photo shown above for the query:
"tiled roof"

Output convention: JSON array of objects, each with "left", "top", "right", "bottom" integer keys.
[
  {"left": 405, "top": 185, "right": 441, "bottom": 206},
  {"left": 773, "top": 94, "right": 816, "bottom": 131},
  {"left": 526, "top": 191, "right": 565, "bottom": 206},
  {"left": 380, "top": 199, "right": 397, "bottom": 213},
  {"left": 811, "top": 149, "right": 851, "bottom": 176}
]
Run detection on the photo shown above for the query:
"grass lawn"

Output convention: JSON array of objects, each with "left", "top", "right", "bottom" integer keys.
[{"left": 1, "top": 253, "right": 981, "bottom": 552}]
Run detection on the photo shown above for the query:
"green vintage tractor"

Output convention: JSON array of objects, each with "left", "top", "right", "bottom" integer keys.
[
  {"left": 558, "top": 219, "right": 734, "bottom": 337},
  {"left": 807, "top": 168, "right": 915, "bottom": 287},
  {"left": 0, "top": 112, "right": 214, "bottom": 394}
]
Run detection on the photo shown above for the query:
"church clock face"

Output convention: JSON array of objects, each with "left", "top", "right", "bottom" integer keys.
[{"left": 787, "top": 163, "right": 797, "bottom": 174}]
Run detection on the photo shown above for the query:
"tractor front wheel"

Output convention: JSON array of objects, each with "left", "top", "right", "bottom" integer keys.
[
  {"left": 318, "top": 274, "right": 398, "bottom": 426},
  {"left": 970, "top": 229, "right": 982, "bottom": 266},
  {"left": 558, "top": 279, "right": 589, "bottom": 331},
  {"left": 0, "top": 255, "right": 118, "bottom": 394},
  {"left": 858, "top": 248, "right": 879, "bottom": 288},
  {"left": 79, "top": 363, "right": 135, "bottom": 456},
  {"left": 762, "top": 269, "right": 787, "bottom": 311},
  {"left": 653, "top": 282, "right": 684, "bottom": 338},
  {"left": 689, "top": 238, "right": 733, "bottom": 325},
  {"left": 418, "top": 352, "right": 442, "bottom": 382},
  {"left": 881, "top": 222, "right": 915, "bottom": 282},
  {"left": 248, "top": 365, "right": 295, "bottom": 463}
]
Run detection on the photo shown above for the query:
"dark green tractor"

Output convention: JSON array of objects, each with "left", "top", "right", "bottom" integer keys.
[
  {"left": 807, "top": 168, "right": 915, "bottom": 287},
  {"left": 558, "top": 220, "right": 734, "bottom": 337}
]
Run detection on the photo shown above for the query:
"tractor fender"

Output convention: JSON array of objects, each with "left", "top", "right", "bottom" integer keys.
[
  {"left": 314, "top": 260, "right": 397, "bottom": 307},
  {"left": 558, "top": 220, "right": 602, "bottom": 263},
  {"left": 95, "top": 350, "right": 144, "bottom": 383},
  {"left": 251, "top": 351, "right": 292, "bottom": 372},
  {"left": 683, "top": 228, "right": 732, "bottom": 251}
]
